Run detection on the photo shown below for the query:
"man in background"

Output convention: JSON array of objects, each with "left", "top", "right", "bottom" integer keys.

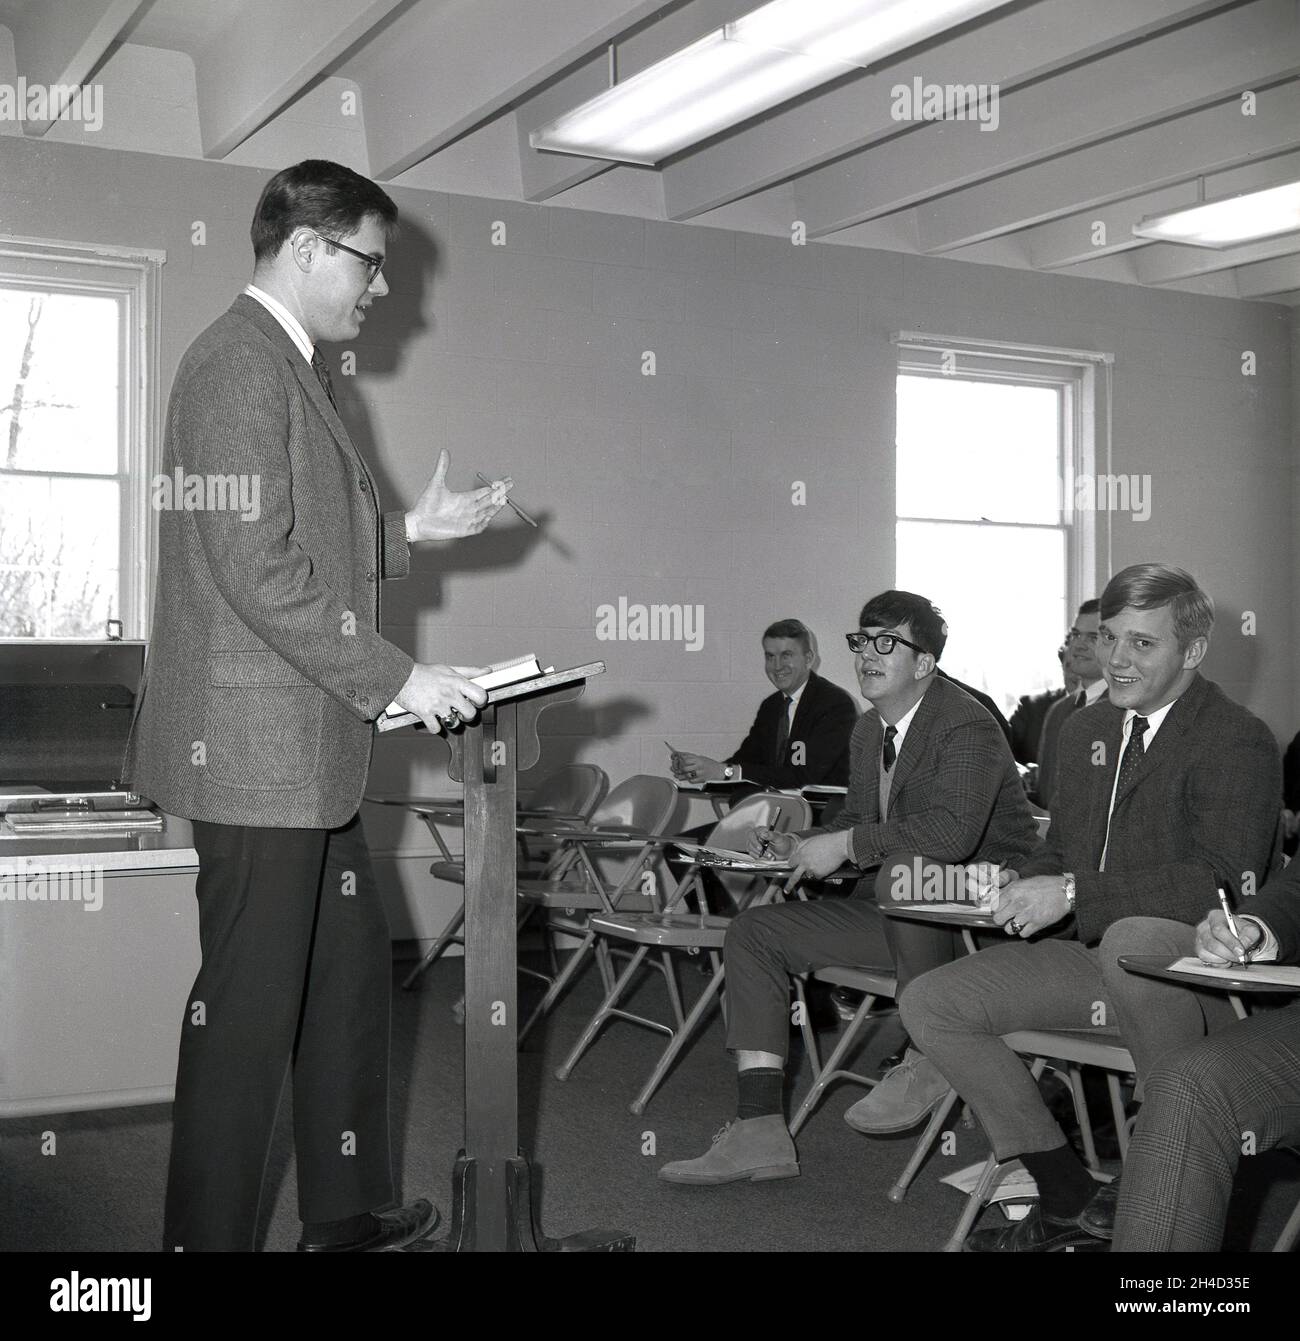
[
  {"left": 670, "top": 618, "right": 857, "bottom": 790},
  {"left": 1036, "top": 599, "right": 1104, "bottom": 809}
]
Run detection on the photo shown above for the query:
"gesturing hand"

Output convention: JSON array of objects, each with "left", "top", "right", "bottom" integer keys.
[{"left": 407, "top": 450, "right": 512, "bottom": 542}]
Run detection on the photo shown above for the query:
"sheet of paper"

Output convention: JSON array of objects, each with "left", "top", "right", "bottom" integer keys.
[{"left": 1167, "top": 955, "right": 1300, "bottom": 988}]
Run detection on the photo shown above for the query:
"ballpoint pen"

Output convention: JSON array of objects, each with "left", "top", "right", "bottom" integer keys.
[
  {"left": 1217, "top": 887, "right": 1249, "bottom": 966},
  {"left": 477, "top": 472, "right": 538, "bottom": 527}
]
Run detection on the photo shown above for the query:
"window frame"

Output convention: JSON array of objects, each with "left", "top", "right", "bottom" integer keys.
[
  {"left": 891, "top": 332, "right": 1114, "bottom": 635},
  {"left": 0, "top": 234, "right": 164, "bottom": 641}
]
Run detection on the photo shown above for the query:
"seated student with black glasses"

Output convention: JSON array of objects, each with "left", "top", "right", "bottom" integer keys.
[{"left": 656, "top": 590, "right": 1038, "bottom": 1186}]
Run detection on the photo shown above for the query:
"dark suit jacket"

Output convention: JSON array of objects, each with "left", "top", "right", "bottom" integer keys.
[
  {"left": 727, "top": 670, "right": 857, "bottom": 789},
  {"left": 124, "top": 295, "right": 414, "bottom": 828},
  {"left": 1239, "top": 856, "right": 1300, "bottom": 963},
  {"left": 1035, "top": 685, "right": 1086, "bottom": 810},
  {"left": 1010, "top": 687, "right": 1065, "bottom": 765},
  {"left": 811, "top": 674, "right": 1040, "bottom": 881},
  {"left": 1017, "top": 673, "right": 1282, "bottom": 946},
  {"left": 936, "top": 668, "right": 1013, "bottom": 746}
]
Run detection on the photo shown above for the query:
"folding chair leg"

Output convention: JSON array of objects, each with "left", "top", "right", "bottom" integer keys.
[
  {"left": 1068, "top": 1064, "right": 1101, "bottom": 1171},
  {"left": 401, "top": 900, "right": 466, "bottom": 989},
  {"left": 660, "top": 950, "right": 686, "bottom": 1027},
  {"left": 943, "top": 1154, "right": 1003, "bottom": 1252},
  {"left": 1273, "top": 1191, "right": 1300, "bottom": 1253},
  {"left": 1107, "top": 1072, "right": 1130, "bottom": 1162},
  {"left": 888, "top": 1088, "right": 962, "bottom": 1203},
  {"left": 793, "top": 978, "right": 822, "bottom": 1076},
  {"left": 789, "top": 993, "right": 882, "bottom": 1138},
  {"left": 554, "top": 944, "right": 652, "bottom": 1081},
  {"left": 629, "top": 965, "right": 726, "bottom": 1115},
  {"left": 519, "top": 930, "right": 596, "bottom": 1042}
]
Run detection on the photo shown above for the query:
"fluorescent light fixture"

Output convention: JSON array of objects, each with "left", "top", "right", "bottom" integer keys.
[
  {"left": 530, "top": 0, "right": 1014, "bottom": 165},
  {"left": 1132, "top": 181, "right": 1300, "bottom": 247}
]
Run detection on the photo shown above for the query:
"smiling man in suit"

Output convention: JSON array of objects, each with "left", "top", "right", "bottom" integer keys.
[
  {"left": 669, "top": 619, "right": 857, "bottom": 791},
  {"left": 125, "top": 160, "right": 510, "bottom": 1252},
  {"left": 658, "top": 591, "right": 1039, "bottom": 1185},
  {"left": 890, "top": 564, "right": 1281, "bottom": 1252}
]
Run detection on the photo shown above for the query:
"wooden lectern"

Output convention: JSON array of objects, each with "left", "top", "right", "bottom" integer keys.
[{"left": 431, "top": 661, "right": 634, "bottom": 1252}]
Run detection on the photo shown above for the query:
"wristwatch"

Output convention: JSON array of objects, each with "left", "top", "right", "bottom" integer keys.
[{"left": 1062, "top": 872, "right": 1076, "bottom": 911}]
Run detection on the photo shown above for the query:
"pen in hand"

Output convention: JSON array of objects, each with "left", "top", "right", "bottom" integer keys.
[
  {"left": 1217, "top": 888, "right": 1249, "bottom": 966},
  {"left": 477, "top": 472, "right": 539, "bottom": 528}
]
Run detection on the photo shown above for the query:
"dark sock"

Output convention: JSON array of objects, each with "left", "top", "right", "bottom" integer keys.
[
  {"left": 737, "top": 1067, "right": 784, "bottom": 1120},
  {"left": 302, "top": 1212, "right": 378, "bottom": 1245},
  {"left": 1019, "top": 1144, "right": 1097, "bottom": 1220}
]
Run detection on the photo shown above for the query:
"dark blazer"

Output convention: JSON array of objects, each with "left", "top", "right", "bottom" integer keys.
[
  {"left": 1017, "top": 673, "right": 1282, "bottom": 946},
  {"left": 936, "top": 668, "right": 1013, "bottom": 746},
  {"left": 1010, "top": 687, "right": 1065, "bottom": 765},
  {"left": 1035, "top": 685, "right": 1086, "bottom": 810},
  {"left": 124, "top": 295, "right": 414, "bottom": 828},
  {"left": 1238, "top": 855, "right": 1300, "bottom": 963},
  {"left": 812, "top": 674, "right": 1040, "bottom": 874},
  {"left": 727, "top": 670, "right": 857, "bottom": 789}
]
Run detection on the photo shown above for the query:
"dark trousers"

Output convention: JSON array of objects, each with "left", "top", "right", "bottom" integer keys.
[
  {"left": 164, "top": 813, "right": 395, "bottom": 1251},
  {"left": 1113, "top": 1003, "right": 1300, "bottom": 1252},
  {"left": 722, "top": 854, "right": 981, "bottom": 1059}
]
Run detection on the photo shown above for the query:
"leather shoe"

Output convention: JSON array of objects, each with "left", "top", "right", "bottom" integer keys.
[
  {"left": 659, "top": 1116, "right": 799, "bottom": 1185},
  {"left": 963, "top": 1201, "right": 1107, "bottom": 1253},
  {"left": 844, "top": 1050, "right": 951, "bottom": 1134},
  {"left": 297, "top": 1199, "right": 439, "bottom": 1252},
  {"left": 1078, "top": 1178, "right": 1119, "bottom": 1240}
]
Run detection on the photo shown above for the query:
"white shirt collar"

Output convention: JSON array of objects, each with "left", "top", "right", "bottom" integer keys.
[
  {"left": 880, "top": 692, "right": 925, "bottom": 760},
  {"left": 784, "top": 678, "right": 810, "bottom": 711},
  {"left": 1083, "top": 677, "right": 1107, "bottom": 705},
  {"left": 1122, "top": 696, "right": 1178, "bottom": 747},
  {"left": 243, "top": 284, "right": 314, "bottom": 364}
]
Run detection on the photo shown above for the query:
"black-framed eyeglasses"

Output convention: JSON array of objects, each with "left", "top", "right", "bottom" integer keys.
[
  {"left": 845, "top": 631, "right": 926, "bottom": 657},
  {"left": 314, "top": 231, "right": 385, "bottom": 285}
]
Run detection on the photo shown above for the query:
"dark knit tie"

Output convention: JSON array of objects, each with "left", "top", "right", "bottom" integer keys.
[
  {"left": 1114, "top": 715, "right": 1149, "bottom": 795},
  {"left": 1075, "top": 688, "right": 1086, "bottom": 708},
  {"left": 774, "top": 696, "right": 792, "bottom": 762},
  {"left": 882, "top": 724, "right": 898, "bottom": 771},
  {"left": 311, "top": 349, "right": 338, "bottom": 412}
]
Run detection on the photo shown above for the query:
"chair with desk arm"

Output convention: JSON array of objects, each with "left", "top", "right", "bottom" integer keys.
[
  {"left": 513, "top": 774, "right": 681, "bottom": 1040},
  {"left": 552, "top": 792, "right": 813, "bottom": 1114}
]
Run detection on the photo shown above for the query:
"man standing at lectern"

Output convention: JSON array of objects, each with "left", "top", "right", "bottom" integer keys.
[{"left": 125, "top": 160, "right": 510, "bottom": 1252}]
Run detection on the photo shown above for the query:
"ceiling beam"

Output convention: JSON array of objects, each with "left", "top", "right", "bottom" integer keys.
[
  {"left": 194, "top": 0, "right": 408, "bottom": 160},
  {"left": 1136, "top": 231, "right": 1300, "bottom": 284},
  {"left": 915, "top": 79, "right": 1300, "bottom": 253},
  {"left": 1024, "top": 184, "right": 1203, "bottom": 269},
  {"left": 797, "top": 0, "right": 1295, "bottom": 239},
  {"left": 662, "top": 0, "right": 1235, "bottom": 222},
  {"left": 1233, "top": 253, "right": 1300, "bottom": 297},
  {"left": 8, "top": 0, "right": 146, "bottom": 136},
  {"left": 351, "top": 0, "right": 674, "bottom": 182}
]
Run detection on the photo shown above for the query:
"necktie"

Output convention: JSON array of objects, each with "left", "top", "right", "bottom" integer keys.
[
  {"left": 774, "top": 696, "right": 792, "bottom": 762},
  {"left": 1075, "top": 688, "right": 1087, "bottom": 708},
  {"left": 1114, "top": 715, "right": 1149, "bottom": 796},
  {"left": 311, "top": 349, "right": 338, "bottom": 412},
  {"left": 882, "top": 724, "right": 898, "bottom": 771}
]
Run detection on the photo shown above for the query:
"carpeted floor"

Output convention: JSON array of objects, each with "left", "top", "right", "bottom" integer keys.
[{"left": 3, "top": 952, "right": 1297, "bottom": 1252}]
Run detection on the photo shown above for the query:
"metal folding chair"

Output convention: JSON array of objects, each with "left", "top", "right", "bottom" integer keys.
[
  {"left": 888, "top": 1029, "right": 1136, "bottom": 1252},
  {"left": 788, "top": 962, "right": 898, "bottom": 1136},
  {"left": 515, "top": 774, "right": 680, "bottom": 1039},
  {"left": 371, "top": 763, "right": 609, "bottom": 989},
  {"left": 553, "top": 792, "right": 812, "bottom": 1113}
]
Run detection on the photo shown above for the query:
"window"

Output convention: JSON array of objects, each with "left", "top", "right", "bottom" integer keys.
[
  {"left": 893, "top": 334, "right": 1111, "bottom": 717},
  {"left": 0, "top": 237, "right": 163, "bottom": 639}
]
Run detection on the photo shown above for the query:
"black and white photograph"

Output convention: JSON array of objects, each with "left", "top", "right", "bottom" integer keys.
[{"left": 1, "top": 0, "right": 1298, "bottom": 1309}]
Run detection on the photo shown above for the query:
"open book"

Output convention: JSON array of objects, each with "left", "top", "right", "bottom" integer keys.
[
  {"left": 1167, "top": 956, "right": 1300, "bottom": 988},
  {"left": 376, "top": 653, "right": 552, "bottom": 733}
]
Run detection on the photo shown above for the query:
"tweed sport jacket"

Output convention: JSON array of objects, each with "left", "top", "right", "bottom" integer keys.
[
  {"left": 124, "top": 295, "right": 415, "bottom": 828},
  {"left": 1016, "top": 673, "right": 1282, "bottom": 946},
  {"left": 810, "top": 673, "right": 1040, "bottom": 880}
]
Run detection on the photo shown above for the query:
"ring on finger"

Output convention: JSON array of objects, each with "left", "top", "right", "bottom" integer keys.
[{"left": 1007, "top": 917, "right": 1023, "bottom": 935}]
